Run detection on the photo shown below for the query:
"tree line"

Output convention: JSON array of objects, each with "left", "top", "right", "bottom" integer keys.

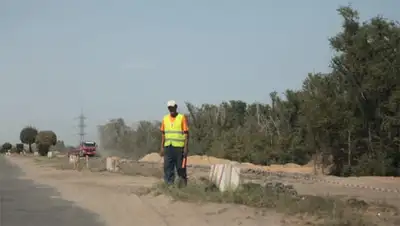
[
  {"left": 100, "top": 6, "right": 400, "bottom": 176},
  {"left": 0, "top": 126, "right": 61, "bottom": 156}
]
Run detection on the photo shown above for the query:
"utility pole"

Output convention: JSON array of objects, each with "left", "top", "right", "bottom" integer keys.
[{"left": 75, "top": 110, "right": 87, "bottom": 145}]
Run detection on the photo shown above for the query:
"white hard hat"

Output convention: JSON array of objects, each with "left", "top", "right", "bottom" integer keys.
[{"left": 167, "top": 100, "right": 177, "bottom": 107}]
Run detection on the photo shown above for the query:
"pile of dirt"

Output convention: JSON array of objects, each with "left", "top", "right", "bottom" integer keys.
[
  {"left": 263, "top": 165, "right": 313, "bottom": 173},
  {"left": 187, "top": 155, "right": 235, "bottom": 165},
  {"left": 138, "top": 153, "right": 162, "bottom": 163},
  {"left": 139, "top": 153, "right": 314, "bottom": 173}
]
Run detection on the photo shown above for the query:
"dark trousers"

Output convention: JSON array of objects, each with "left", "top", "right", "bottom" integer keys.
[{"left": 163, "top": 145, "right": 187, "bottom": 186}]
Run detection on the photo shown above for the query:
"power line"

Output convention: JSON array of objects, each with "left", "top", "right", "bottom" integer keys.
[{"left": 74, "top": 110, "right": 87, "bottom": 144}]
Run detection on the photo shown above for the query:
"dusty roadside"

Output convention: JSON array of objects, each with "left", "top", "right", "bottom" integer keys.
[{"left": 5, "top": 156, "right": 288, "bottom": 226}]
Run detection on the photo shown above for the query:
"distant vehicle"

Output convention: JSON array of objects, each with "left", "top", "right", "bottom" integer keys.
[
  {"left": 67, "top": 141, "right": 97, "bottom": 157},
  {"left": 79, "top": 141, "right": 97, "bottom": 157}
]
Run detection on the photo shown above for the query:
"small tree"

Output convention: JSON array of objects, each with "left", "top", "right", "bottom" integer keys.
[
  {"left": 35, "top": 130, "right": 57, "bottom": 156},
  {"left": 2, "top": 142, "right": 12, "bottom": 151},
  {"left": 20, "top": 126, "right": 38, "bottom": 153},
  {"left": 37, "top": 143, "right": 50, "bottom": 156},
  {"left": 16, "top": 143, "right": 24, "bottom": 153}
]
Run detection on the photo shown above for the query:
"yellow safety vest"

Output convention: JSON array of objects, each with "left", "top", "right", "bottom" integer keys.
[{"left": 163, "top": 114, "right": 185, "bottom": 147}]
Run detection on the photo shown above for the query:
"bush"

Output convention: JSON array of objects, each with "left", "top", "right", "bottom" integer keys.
[
  {"left": 34, "top": 131, "right": 57, "bottom": 156},
  {"left": 2, "top": 142, "right": 12, "bottom": 151},
  {"left": 37, "top": 143, "right": 50, "bottom": 156},
  {"left": 16, "top": 143, "right": 24, "bottom": 153},
  {"left": 35, "top": 130, "right": 57, "bottom": 146}
]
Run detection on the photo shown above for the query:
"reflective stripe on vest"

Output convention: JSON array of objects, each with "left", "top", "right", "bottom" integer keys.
[{"left": 163, "top": 114, "right": 185, "bottom": 147}]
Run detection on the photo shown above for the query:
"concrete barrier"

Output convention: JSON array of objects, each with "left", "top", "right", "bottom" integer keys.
[
  {"left": 69, "top": 155, "right": 78, "bottom": 164},
  {"left": 33, "top": 151, "right": 39, "bottom": 156},
  {"left": 47, "top": 151, "right": 54, "bottom": 158},
  {"left": 209, "top": 163, "right": 241, "bottom": 192},
  {"left": 106, "top": 157, "right": 120, "bottom": 172},
  {"left": 85, "top": 155, "right": 89, "bottom": 169}
]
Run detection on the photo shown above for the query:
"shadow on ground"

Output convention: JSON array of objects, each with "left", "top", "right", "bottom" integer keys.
[{"left": 0, "top": 156, "right": 106, "bottom": 226}]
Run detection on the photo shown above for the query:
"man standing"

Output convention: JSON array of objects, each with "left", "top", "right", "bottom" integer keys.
[{"left": 160, "top": 100, "right": 189, "bottom": 186}]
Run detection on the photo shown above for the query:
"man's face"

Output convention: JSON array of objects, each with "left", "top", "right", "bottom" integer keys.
[{"left": 168, "top": 105, "right": 177, "bottom": 114}]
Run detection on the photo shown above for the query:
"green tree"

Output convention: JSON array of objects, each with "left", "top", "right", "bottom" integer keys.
[
  {"left": 16, "top": 143, "right": 24, "bottom": 153},
  {"left": 2, "top": 142, "right": 12, "bottom": 151},
  {"left": 20, "top": 126, "right": 38, "bottom": 153},
  {"left": 96, "top": 6, "right": 400, "bottom": 176},
  {"left": 35, "top": 131, "right": 57, "bottom": 156},
  {"left": 328, "top": 6, "right": 400, "bottom": 175}
]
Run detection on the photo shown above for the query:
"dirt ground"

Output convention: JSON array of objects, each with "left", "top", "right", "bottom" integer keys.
[
  {"left": 137, "top": 153, "right": 400, "bottom": 208},
  {"left": 240, "top": 168, "right": 400, "bottom": 208},
  {"left": 5, "top": 156, "right": 291, "bottom": 226},
  {"left": 5, "top": 154, "right": 400, "bottom": 226}
]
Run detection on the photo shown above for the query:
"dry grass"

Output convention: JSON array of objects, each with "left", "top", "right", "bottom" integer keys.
[{"left": 153, "top": 178, "right": 399, "bottom": 226}]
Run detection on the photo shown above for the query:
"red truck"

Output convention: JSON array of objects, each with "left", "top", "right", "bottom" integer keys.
[
  {"left": 68, "top": 141, "right": 97, "bottom": 157},
  {"left": 79, "top": 141, "right": 97, "bottom": 157}
]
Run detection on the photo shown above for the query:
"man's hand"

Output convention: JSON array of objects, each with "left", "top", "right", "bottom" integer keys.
[{"left": 159, "top": 148, "right": 164, "bottom": 157}]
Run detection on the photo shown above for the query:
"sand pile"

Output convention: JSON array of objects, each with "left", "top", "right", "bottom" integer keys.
[
  {"left": 139, "top": 153, "right": 314, "bottom": 173},
  {"left": 187, "top": 155, "right": 234, "bottom": 165},
  {"left": 138, "top": 154, "right": 235, "bottom": 165},
  {"left": 139, "top": 153, "right": 162, "bottom": 163},
  {"left": 263, "top": 165, "right": 313, "bottom": 173}
]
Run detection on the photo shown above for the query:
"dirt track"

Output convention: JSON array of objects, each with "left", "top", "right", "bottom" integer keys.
[{"left": 5, "top": 156, "right": 287, "bottom": 226}]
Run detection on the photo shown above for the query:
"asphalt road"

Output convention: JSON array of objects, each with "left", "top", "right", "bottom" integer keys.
[{"left": 0, "top": 155, "right": 105, "bottom": 226}]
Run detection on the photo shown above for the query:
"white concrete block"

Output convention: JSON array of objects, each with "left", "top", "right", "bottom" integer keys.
[
  {"left": 85, "top": 155, "right": 89, "bottom": 169},
  {"left": 106, "top": 157, "right": 112, "bottom": 171},
  {"left": 47, "top": 151, "right": 54, "bottom": 158},
  {"left": 33, "top": 151, "right": 39, "bottom": 156},
  {"left": 209, "top": 163, "right": 241, "bottom": 192},
  {"left": 230, "top": 165, "right": 241, "bottom": 190},
  {"left": 106, "top": 157, "right": 120, "bottom": 172},
  {"left": 69, "top": 155, "right": 78, "bottom": 164}
]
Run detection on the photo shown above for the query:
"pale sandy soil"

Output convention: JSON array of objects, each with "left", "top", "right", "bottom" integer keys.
[
  {"left": 139, "top": 153, "right": 314, "bottom": 173},
  {"left": 5, "top": 156, "right": 289, "bottom": 226}
]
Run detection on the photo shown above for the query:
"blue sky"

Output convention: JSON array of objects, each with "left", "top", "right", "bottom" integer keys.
[{"left": 0, "top": 0, "right": 399, "bottom": 145}]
